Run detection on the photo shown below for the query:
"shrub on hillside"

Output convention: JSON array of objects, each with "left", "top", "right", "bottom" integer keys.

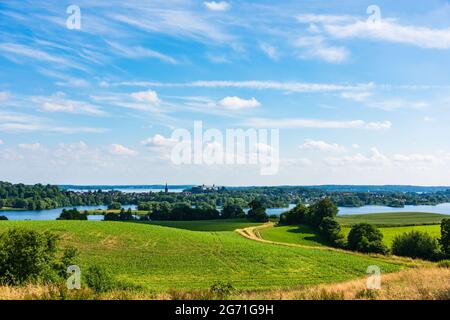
[
  {"left": 441, "top": 219, "right": 450, "bottom": 257},
  {"left": 84, "top": 265, "right": 115, "bottom": 293},
  {"left": 0, "top": 228, "right": 77, "bottom": 285},
  {"left": 437, "top": 259, "right": 450, "bottom": 268},
  {"left": 347, "top": 223, "right": 387, "bottom": 254},
  {"left": 392, "top": 231, "right": 441, "bottom": 261}
]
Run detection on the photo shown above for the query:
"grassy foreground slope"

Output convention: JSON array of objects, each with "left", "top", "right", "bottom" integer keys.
[
  {"left": 0, "top": 221, "right": 406, "bottom": 292},
  {"left": 336, "top": 212, "right": 448, "bottom": 226}
]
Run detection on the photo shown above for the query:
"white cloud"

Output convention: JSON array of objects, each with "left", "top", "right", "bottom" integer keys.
[
  {"left": 118, "top": 80, "right": 375, "bottom": 93},
  {"left": 205, "top": 53, "right": 229, "bottom": 64},
  {"left": 0, "top": 111, "right": 106, "bottom": 134},
  {"left": 18, "top": 143, "right": 43, "bottom": 151},
  {"left": 392, "top": 153, "right": 438, "bottom": 164},
  {"left": 0, "top": 139, "right": 3, "bottom": 145},
  {"left": 325, "top": 148, "right": 390, "bottom": 167},
  {"left": 141, "top": 134, "right": 178, "bottom": 147},
  {"left": 245, "top": 118, "right": 391, "bottom": 130},
  {"left": 0, "top": 91, "right": 11, "bottom": 102},
  {"left": 300, "top": 139, "right": 346, "bottom": 152},
  {"left": 106, "top": 41, "right": 178, "bottom": 64},
  {"left": 131, "top": 90, "right": 161, "bottom": 105},
  {"left": 341, "top": 91, "right": 372, "bottom": 102},
  {"left": 31, "top": 92, "right": 105, "bottom": 116},
  {"left": 0, "top": 43, "right": 84, "bottom": 70},
  {"left": 259, "top": 43, "right": 279, "bottom": 60},
  {"left": 204, "top": 1, "right": 230, "bottom": 11},
  {"left": 297, "top": 14, "right": 355, "bottom": 25},
  {"left": 108, "top": 144, "right": 137, "bottom": 156},
  {"left": 219, "top": 96, "right": 261, "bottom": 110},
  {"left": 295, "top": 36, "right": 349, "bottom": 63},
  {"left": 368, "top": 99, "right": 428, "bottom": 111},
  {"left": 299, "top": 13, "right": 450, "bottom": 49}
]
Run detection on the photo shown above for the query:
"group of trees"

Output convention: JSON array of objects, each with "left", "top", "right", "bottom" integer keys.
[
  {"left": 0, "top": 228, "right": 77, "bottom": 285},
  {"left": 280, "top": 198, "right": 344, "bottom": 247},
  {"left": 390, "top": 218, "right": 450, "bottom": 261},
  {"left": 57, "top": 208, "right": 88, "bottom": 220},
  {"left": 138, "top": 202, "right": 266, "bottom": 222},
  {"left": 2, "top": 181, "right": 450, "bottom": 212},
  {"left": 281, "top": 200, "right": 450, "bottom": 260}
]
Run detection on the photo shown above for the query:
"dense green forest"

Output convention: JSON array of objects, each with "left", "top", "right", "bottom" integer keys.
[{"left": 0, "top": 181, "right": 450, "bottom": 211}]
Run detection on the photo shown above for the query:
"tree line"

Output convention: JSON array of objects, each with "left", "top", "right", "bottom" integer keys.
[{"left": 280, "top": 199, "right": 450, "bottom": 261}]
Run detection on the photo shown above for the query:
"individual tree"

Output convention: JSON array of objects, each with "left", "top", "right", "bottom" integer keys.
[
  {"left": 441, "top": 219, "right": 450, "bottom": 257},
  {"left": 308, "top": 198, "right": 338, "bottom": 227},
  {"left": 347, "top": 223, "right": 387, "bottom": 254},
  {"left": 247, "top": 200, "right": 268, "bottom": 222}
]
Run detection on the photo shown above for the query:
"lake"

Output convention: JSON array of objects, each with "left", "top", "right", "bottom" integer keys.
[
  {"left": 1, "top": 203, "right": 449, "bottom": 221},
  {"left": 337, "top": 203, "right": 450, "bottom": 215}
]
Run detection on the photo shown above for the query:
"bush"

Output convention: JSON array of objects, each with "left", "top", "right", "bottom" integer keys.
[
  {"left": 84, "top": 265, "right": 115, "bottom": 293},
  {"left": 347, "top": 223, "right": 387, "bottom": 254},
  {"left": 210, "top": 281, "right": 235, "bottom": 298},
  {"left": 392, "top": 231, "right": 441, "bottom": 261},
  {"left": 441, "top": 219, "right": 450, "bottom": 257},
  {"left": 437, "top": 259, "right": 450, "bottom": 268},
  {"left": 0, "top": 216, "right": 8, "bottom": 220},
  {"left": 0, "top": 228, "right": 77, "bottom": 285}
]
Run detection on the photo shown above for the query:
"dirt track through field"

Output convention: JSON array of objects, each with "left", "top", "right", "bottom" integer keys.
[{"left": 235, "top": 222, "right": 427, "bottom": 266}]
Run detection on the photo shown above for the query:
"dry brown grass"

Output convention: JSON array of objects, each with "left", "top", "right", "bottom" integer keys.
[
  {"left": 236, "top": 267, "right": 450, "bottom": 300},
  {"left": 1, "top": 267, "right": 448, "bottom": 300}
]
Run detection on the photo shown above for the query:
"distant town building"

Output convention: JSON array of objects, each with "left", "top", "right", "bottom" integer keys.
[{"left": 188, "top": 184, "right": 225, "bottom": 193}]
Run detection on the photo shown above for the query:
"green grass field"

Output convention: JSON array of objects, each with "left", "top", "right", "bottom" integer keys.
[
  {"left": 0, "top": 220, "right": 406, "bottom": 293},
  {"left": 146, "top": 219, "right": 262, "bottom": 231},
  {"left": 336, "top": 212, "right": 448, "bottom": 226},
  {"left": 259, "top": 225, "right": 327, "bottom": 247}
]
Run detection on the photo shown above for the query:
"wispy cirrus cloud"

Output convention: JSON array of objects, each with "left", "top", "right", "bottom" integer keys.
[
  {"left": 298, "top": 13, "right": 450, "bottom": 49},
  {"left": 245, "top": 118, "right": 392, "bottom": 130}
]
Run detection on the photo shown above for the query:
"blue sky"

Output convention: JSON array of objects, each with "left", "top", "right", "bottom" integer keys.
[{"left": 1, "top": 0, "right": 450, "bottom": 185}]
